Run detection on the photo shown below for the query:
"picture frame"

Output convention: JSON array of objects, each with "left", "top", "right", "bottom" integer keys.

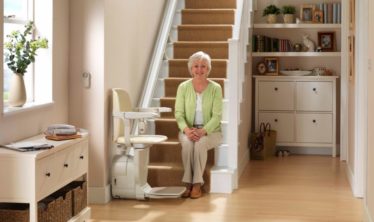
[
  {"left": 313, "top": 10, "right": 324, "bottom": 23},
  {"left": 318, "top": 32, "right": 335, "bottom": 52},
  {"left": 300, "top": 4, "right": 315, "bottom": 23},
  {"left": 264, "top": 57, "right": 279, "bottom": 75}
]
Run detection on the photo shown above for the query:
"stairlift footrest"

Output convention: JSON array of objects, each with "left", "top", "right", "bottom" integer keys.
[{"left": 146, "top": 186, "right": 186, "bottom": 199}]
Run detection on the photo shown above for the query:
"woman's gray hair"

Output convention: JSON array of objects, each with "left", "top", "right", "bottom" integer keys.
[{"left": 187, "top": 51, "right": 212, "bottom": 76}]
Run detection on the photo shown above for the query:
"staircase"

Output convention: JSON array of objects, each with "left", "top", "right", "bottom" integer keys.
[{"left": 147, "top": 0, "right": 236, "bottom": 191}]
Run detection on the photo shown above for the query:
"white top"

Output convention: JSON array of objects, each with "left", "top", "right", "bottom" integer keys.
[{"left": 194, "top": 93, "right": 203, "bottom": 126}]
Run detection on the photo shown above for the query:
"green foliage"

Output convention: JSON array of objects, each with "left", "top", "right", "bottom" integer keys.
[
  {"left": 4, "top": 21, "right": 48, "bottom": 75},
  {"left": 282, "top": 5, "right": 296, "bottom": 14},
  {"left": 263, "top": 4, "right": 280, "bottom": 16}
]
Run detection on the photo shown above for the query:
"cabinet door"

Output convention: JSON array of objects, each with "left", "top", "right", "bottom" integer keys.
[
  {"left": 296, "top": 81, "right": 333, "bottom": 111},
  {"left": 296, "top": 113, "right": 332, "bottom": 143},
  {"left": 259, "top": 112, "right": 294, "bottom": 142},
  {"left": 258, "top": 81, "right": 294, "bottom": 111}
]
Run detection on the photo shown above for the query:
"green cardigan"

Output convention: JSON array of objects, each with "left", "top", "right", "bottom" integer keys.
[{"left": 174, "top": 79, "right": 223, "bottom": 134}]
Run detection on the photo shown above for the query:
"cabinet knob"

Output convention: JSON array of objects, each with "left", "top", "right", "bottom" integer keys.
[
  {"left": 274, "top": 87, "right": 278, "bottom": 91},
  {"left": 45, "top": 172, "right": 51, "bottom": 177},
  {"left": 313, "top": 119, "right": 316, "bottom": 123},
  {"left": 64, "top": 163, "right": 69, "bottom": 168},
  {"left": 80, "top": 155, "right": 84, "bottom": 160},
  {"left": 313, "top": 88, "right": 317, "bottom": 91},
  {"left": 274, "top": 119, "right": 278, "bottom": 122}
]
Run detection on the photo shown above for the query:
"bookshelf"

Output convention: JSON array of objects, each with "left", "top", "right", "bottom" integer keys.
[
  {"left": 250, "top": 0, "right": 347, "bottom": 155},
  {"left": 253, "top": 23, "right": 341, "bottom": 29},
  {"left": 252, "top": 52, "right": 341, "bottom": 57}
]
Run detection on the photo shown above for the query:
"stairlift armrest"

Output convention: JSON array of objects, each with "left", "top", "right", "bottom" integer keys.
[
  {"left": 135, "top": 107, "right": 172, "bottom": 113},
  {"left": 113, "top": 111, "right": 159, "bottom": 120}
]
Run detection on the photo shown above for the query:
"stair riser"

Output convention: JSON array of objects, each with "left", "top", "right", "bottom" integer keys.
[
  {"left": 185, "top": 0, "right": 236, "bottom": 9},
  {"left": 173, "top": 43, "right": 229, "bottom": 59},
  {"left": 148, "top": 164, "right": 212, "bottom": 190},
  {"left": 160, "top": 98, "right": 229, "bottom": 122},
  {"left": 182, "top": 11, "right": 235, "bottom": 25},
  {"left": 178, "top": 26, "right": 232, "bottom": 41},
  {"left": 168, "top": 60, "right": 227, "bottom": 78},
  {"left": 150, "top": 144, "right": 183, "bottom": 163},
  {"left": 164, "top": 78, "right": 225, "bottom": 97}
]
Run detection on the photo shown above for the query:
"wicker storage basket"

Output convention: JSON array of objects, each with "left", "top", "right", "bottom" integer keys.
[
  {"left": 71, "top": 181, "right": 87, "bottom": 216},
  {"left": 50, "top": 189, "right": 73, "bottom": 222},
  {"left": 38, "top": 197, "right": 58, "bottom": 222},
  {"left": 0, "top": 203, "right": 29, "bottom": 222}
]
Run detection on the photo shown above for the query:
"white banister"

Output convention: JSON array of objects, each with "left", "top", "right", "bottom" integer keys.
[{"left": 138, "top": 0, "right": 178, "bottom": 108}]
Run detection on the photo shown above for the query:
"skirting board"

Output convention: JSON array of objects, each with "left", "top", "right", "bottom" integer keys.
[
  {"left": 364, "top": 204, "right": 374, "bottom": 222},
  {"left": 279, "top": 145, "right": 340, "bottom": 156},
  {"left": 88, "top": 184, "right": 111, "bottom": 204},
  {"left": 238, "top": 148, "right": 249, "bottom": 179},
  {"left": 210, "top": 167, "right": 237, "bottom": 193}
]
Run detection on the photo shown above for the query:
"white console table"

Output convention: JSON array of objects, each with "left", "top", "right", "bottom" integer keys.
[{"left": 0, "top": 131, "right": 90, "bottom": 222}]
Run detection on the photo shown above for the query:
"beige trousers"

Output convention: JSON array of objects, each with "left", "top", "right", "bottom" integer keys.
[{"left": 179, "top": 132, "right": 222, "bottom": 184}]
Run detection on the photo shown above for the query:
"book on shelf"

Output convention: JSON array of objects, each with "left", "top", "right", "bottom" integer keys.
[
  {"left": 252, "top": 35, "right": 292, "bottom": 53},
  {"left": 317, "top": 2, "right": 341, "bottom": 24}
]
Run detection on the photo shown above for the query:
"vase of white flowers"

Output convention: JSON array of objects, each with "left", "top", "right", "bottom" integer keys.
[{"left": 4, "top": 21, "right": 48, "bottom": 107}]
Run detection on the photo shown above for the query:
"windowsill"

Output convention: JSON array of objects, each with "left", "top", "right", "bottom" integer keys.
[{"left": 3, "top": 101, "right": 54, "bottom": 116}]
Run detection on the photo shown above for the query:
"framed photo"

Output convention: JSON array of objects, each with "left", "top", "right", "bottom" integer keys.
[
  {"left": 264, "top": 57, "right": 279, "bottom": 75},
  {"left": 300, "top": 4, "right": 315, "bottom": 23},
  {"left": 318, "top": 32, "right": 335, "bottom": 51},
  {"left": 313, "top": 10, "right": 323, "bottom": 23}
]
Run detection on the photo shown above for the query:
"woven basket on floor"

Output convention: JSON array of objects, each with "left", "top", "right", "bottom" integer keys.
[
  {"left": 72, "top": 181, "right": 87, "bottom": 216},
  {"left": 0, "top": 203, "right": 29, "bottom": 222}
]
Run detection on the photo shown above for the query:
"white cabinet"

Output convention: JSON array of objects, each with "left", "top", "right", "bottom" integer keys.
[
  {"left": 0, "top": 132, "right": 90, "bottom": 222},
  {"left": 254, "top": 76, "right": 338, "bottom": 156}
]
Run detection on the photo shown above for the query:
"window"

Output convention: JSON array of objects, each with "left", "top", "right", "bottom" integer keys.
[
  {"left": 3, "top": 0, "right": 33, "bottom": 105},
  {"left": 3, "top": 0, "right": 53, "bottom": 113}
]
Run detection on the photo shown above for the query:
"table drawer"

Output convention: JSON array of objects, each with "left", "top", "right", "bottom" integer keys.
[
  {"left": 73, "top": 140, "right": 89, "bottom": 178},
  {"left": 36, "top": 155, "right": 58, "bottom": 200},
  {"left": 295, "top": 113, "right": 333, "bottom": 143},
  {"left": 258, "top": 81, "right": 294, "bottom": 111}
]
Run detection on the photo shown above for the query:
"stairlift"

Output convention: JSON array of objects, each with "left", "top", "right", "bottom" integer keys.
[{"left": 111, "top": 88, "right": 186, "bottom": 200}]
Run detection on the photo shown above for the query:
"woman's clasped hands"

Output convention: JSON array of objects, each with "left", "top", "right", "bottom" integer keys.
[{"left": 184, "top": 127, "right": 207, "bottom": 142}]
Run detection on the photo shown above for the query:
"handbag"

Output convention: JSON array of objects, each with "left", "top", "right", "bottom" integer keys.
[{"left": 249, "top": 122, "right": 277, "bottom": 160}]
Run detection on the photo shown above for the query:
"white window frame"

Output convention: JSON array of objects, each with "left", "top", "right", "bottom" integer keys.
[
  {"left": 3, "top": 0, "right": 34, "bottom": 105},
  {"left": 2, "top": 0, "right": 53, "bottom": 114}
]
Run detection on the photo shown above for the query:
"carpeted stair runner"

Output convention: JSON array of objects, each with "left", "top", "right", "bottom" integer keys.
[{"left": 148, "top": 0, "right": 235, "bottom": 192}]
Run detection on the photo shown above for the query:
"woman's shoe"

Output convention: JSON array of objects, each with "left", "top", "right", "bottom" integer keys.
[
  {"left": 190, "top": 183, "right": 202, "bottom": 199},
  {"left": 182, "top": 184, "right": 192, "bottom": 198}
]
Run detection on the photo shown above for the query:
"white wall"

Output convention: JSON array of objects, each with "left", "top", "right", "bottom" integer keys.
[
  {"left": 69, "top": 0, "right": 166, "bottom": 203},
  {"left": 365, "top": 0, "right": 374, "bottom": 220},
  {"left": 0, "top": 0, "right": 69, "bottom": 145}
]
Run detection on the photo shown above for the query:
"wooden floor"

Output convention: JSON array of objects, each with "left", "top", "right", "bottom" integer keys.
[{"left": 88, "top": 155, "right": 363, "bottom": 222}]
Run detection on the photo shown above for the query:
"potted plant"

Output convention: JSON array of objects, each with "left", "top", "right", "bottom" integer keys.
[
  {"left": 281, "top": 5, "right": 296, "bottom": 23},
  {"left": 263, "top": 4, "right": 280, "bottom": 24},
  {"left": 4, "top": 21, "right": 48, "bottom": 107}
]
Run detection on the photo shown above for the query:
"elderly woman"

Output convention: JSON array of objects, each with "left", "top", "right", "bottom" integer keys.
[{"left": 174, "top": 51, "right": 223, "bottom": 199}]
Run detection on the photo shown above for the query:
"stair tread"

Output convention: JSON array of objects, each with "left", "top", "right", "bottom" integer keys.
[
  {"left": 178, "top": 24, "right": 233, "bottom": 28},
  {"left": 168, "top": 58, "right": 227, "bottom": 62},
  {"left": 174, "top": 41, "right": 228, "bottom": 44},
  {"left": 165, "top": 77, "right": 226, "bottom": 80},
  {"left": 182, "top": 9, "right": 235, "bottom": 12}
]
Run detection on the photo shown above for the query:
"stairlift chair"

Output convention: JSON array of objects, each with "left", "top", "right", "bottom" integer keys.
[{"left": 111, "top": 88, "right": 186, "bottom": 200}]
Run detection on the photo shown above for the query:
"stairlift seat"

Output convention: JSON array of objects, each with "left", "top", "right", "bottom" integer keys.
[
  {"left": 116, "top": 135, "right": 167, "bottom": 148},
  {"left": 111, "top": 88, "right": 185, "bottom": 199}
]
